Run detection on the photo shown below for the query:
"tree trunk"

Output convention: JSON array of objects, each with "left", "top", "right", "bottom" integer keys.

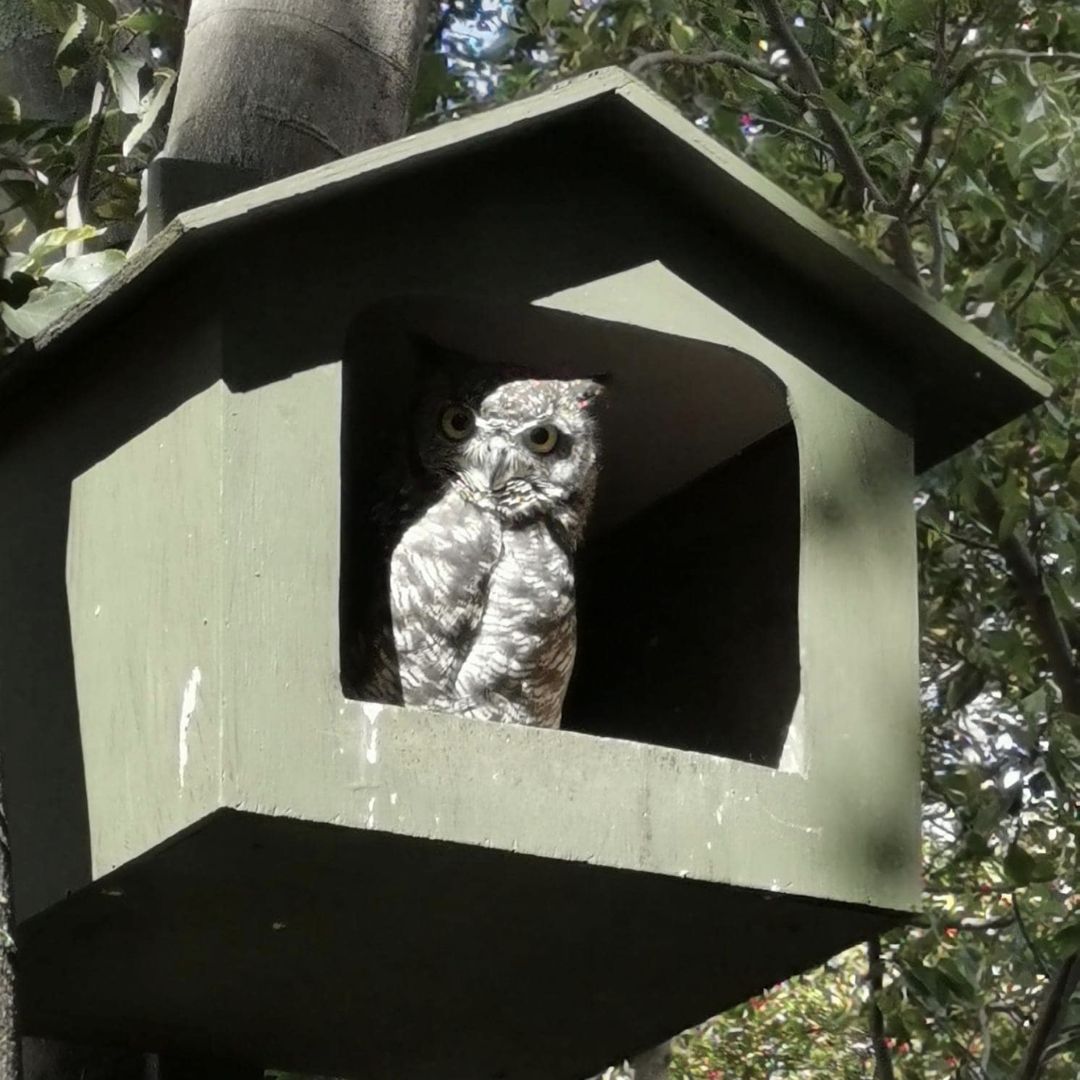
[
  {"left": 147, "top": 0, "right": 430, "bottom": 231},
  {"left": 0, "top": 757, "right": 18, "bottom": 1080},
  {"left": 0, "top": 1, "right": 88, "bottom": 121}
]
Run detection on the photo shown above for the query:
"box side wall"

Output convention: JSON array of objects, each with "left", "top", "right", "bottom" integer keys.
[
  {"left": 0, "top": 277, "right": 226, "bottom": 917},
  {"left": 68, "top": 373, "right": 226, "bottom": 879},
  {"left": 796, "top": 378, "right": 921, "bottom": 905}
]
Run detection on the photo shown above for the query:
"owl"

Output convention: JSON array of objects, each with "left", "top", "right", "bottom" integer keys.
[{"left": 357, "top": 345, "right": 604, "bottom": 729}]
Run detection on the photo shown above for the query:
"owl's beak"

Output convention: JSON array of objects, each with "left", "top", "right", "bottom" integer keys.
[
  {"left": 483, "top": 445, "right": 515, "bottom": 492},
  {"left": 462, "top": 435, "right": 526, "bottom": 495}
]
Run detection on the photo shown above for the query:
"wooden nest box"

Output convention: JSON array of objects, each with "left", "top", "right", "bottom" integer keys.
[{"left": 0, "top": 69, "right": 1047, "bottom": 1079}]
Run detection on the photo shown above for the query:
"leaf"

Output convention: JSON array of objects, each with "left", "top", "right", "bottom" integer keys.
[
  {"left": 1025, "top": 94, "right": 1047, "bottom": 123},
  {"left": 936, "top": 959, "right": 978, "bottom": 1002},
  {"left": 27, "top": 225, "right": 102, "bottom": 262},
  {"left": 54, "top": 6, "right": 88, "bottom": 64},
  {"left": 122, "top": 69, "right": 176, "bottom": 156},
  {"left": 890, "top": 0, "right": 935, "bottom": 31},
  {"left": 1, "top": 282, "right": 86, "bottom": 339},
  {"left": 106, "top": 55, "right": 144, "bottom": 115},
  {"left": 548, "top": 0, "right": 571, "bottom": 21},
  {"left": 1003, "top": 843, "right": 1056, "bottom": 886},
  {"left": 1051, "top": 921, "right": 1080, "bottom": 957},
  {"left": 526, "top": 0, "right": 547, "bottom": 27},
  {"left": 819, "top": 88, "right": 857, "bottom": 125},
  {"left": 1003, "top": 843, "right": 1037, "bottom": 885},
  {"left": 80, "top": 0, "right": 118, "bottom": 24},
  {"left": 32, "top": 1, "right": 82, "bottom": 33},
  {"left": 901, "top": 961, "right": 955, "bottom": 1007},
  {"left": 0, "top": 97, "right": 19, "bottom": 124},
  {"left": 616, "top": 9, "right": 650, "bottom": 49},
  {"left": 1033, "top": 162, "right": 1064, "bottom": 183},
  {"left": 996, "top": 473, "right": 1025, "bottom": 542},
  {"left": 44, "top": 249, "right": 125, "bottom": 290},
  {"left": 118, "top": 11, "right": 183, "bottom": 35},
  {"left": 669, "top": 17, "right": 695, "bottom": 51}
]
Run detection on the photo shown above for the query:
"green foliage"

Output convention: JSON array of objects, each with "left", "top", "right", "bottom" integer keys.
[{"left": 0, "top": 2, "right": 182, "bottom": 348}]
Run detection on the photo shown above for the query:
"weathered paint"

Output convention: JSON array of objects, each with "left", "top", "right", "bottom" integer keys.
[{"left": 178, "top": 665, "right": 202, "bottom": 788}]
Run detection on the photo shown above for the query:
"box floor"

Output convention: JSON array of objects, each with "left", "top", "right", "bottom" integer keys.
[{"left": 19, "top": 810, "right": 898, "bottom": 1079}]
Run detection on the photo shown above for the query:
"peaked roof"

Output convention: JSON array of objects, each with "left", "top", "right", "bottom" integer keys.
[{"left": 1, "top": 66, "right": 1049, "bottom": 460}]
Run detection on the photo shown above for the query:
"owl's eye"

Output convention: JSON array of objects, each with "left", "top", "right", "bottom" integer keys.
[
  {"left": 524, "top": 424, "right": 560, "bottom": 455},
  {"left": 439, "top": 404, "right": 474, "bottom": 441}
]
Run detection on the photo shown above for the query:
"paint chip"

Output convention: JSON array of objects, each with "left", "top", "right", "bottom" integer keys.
[{"left": 178, "top": 666, "right": 202, "bottom": 789}]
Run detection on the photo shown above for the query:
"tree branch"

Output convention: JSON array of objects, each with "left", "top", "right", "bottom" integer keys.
[
  {"left": 910, "top": 116, "right": 967, "bottom": 213},
  {"left": 1012, "top": 892, "right": 1052, "bottom": 979},
  {"left": 975, "top": 482, "right": 1080, "bottom": 716},
  {"left": 919, "top": 517, "right": 1002, "bottom": 557},
  {"left": 1007, "top": 236, "right": 1071, "bottom": 315},
  {"left": 867, "top": 937, "right": 895, "bottom": 1080},
  {"left": 627, "top": 48, "right": 804, "bottom": 104},
  {"left": 753, "top": 0, "right": 921, "bottom": 283},
  {"left": 747, "top": 115, "right": 834, "bottom": 156},
  {"left": 0, "top": 754, "right": 18, "bottom": 1080},
  {"left": 949, "top": 50, "right": 1080, "bottom": 94},
  {"left": 907, "top": 910, "right": 1015, "bottom": 936},
  {"left": 754, "top": 0, "right": 879, "bottom": 201},
  {"left": 1016, "top": 951, "right": 1080, "bottom": 1080},
  {"left": 892, "top": 110, "right": 937, "bottom": 216},
  {"left": 65, "top": 76, "right": 112, "bottom": 252},
  {"left": 926, "top": 197, "right": 946, "bottom": 298}
]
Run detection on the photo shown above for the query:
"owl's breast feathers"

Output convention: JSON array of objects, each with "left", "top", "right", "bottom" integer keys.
[
  {"left": 390, "top": 485, "right": 577, "bottom": 728},
  {"left": 390, "top": 487, "right": 499, "bottom": 703}
]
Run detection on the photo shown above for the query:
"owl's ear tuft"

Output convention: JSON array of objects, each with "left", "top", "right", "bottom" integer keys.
[{"left": 569, "top": 374, "right": 610, "bottom": 410}]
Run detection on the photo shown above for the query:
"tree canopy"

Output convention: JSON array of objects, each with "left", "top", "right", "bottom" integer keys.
[{"left": 2, "top": 2, "right": 1078, "bottom": 1078}]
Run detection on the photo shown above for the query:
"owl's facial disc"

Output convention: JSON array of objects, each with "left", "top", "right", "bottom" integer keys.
[
  {"left": 420, "top": 375, "right": 602, "bottom": 534},
  {"left": 462, "top": 428, "right": 535, "bottom": 495}
]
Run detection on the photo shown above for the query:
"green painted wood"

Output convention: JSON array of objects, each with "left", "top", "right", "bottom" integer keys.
[
  {"left": 19, "top": 809, "right": 900, "bottom": 1080},
  {"left": 0, "top": 272, "right": 222, "bottom": 918}
]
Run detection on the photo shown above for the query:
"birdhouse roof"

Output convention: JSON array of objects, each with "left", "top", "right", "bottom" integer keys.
[{"left": 1, "top": 67, "right": 1048, "bottom": 466}]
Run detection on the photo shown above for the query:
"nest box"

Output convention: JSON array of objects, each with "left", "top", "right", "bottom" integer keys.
[{"left": 0, "top": 69, "right": 1047, "bottom": 1079}]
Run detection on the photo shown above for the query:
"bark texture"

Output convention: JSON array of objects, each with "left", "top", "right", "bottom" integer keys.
[
  {"left": 161, "top": 0, "right": 430, "bottom": 184},
  {"left": 0, "top": 759, "right": 17, "bottom": 1080},
  {"left": 0, "top": 0, "right": 89, "bottom": 121}
]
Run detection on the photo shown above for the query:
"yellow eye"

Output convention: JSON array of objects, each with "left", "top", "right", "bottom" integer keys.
[
  {"left": 524, "top": 424, "right": 559, "bottom": 455},
  {"left": 439, "top": 404, "right": 473, "bottom": 441}
]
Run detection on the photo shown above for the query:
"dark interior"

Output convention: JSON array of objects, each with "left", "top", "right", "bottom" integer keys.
[
  {"left": 340, "top": 300, "right": 801, "bottom": 767},
  {"left": 567, "top": 425, "right": 799, "bottom": 763}
]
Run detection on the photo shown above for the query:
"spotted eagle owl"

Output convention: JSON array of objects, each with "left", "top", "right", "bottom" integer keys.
[{"left": 358, "top": 346, "right": 604, "bottom": 729}]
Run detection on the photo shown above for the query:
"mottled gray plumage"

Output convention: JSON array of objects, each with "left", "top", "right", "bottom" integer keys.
[{"left": 359, "top": 350, "right": 604, "bottom": 728}]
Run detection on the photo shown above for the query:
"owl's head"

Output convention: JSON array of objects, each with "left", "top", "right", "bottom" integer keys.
[{"left": 413, "top": 357, "right": 605, "bottom": 542}]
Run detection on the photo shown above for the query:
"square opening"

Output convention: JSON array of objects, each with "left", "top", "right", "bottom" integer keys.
[{"left": 340, "top": 297, "right": 800, "bottom": 767}]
